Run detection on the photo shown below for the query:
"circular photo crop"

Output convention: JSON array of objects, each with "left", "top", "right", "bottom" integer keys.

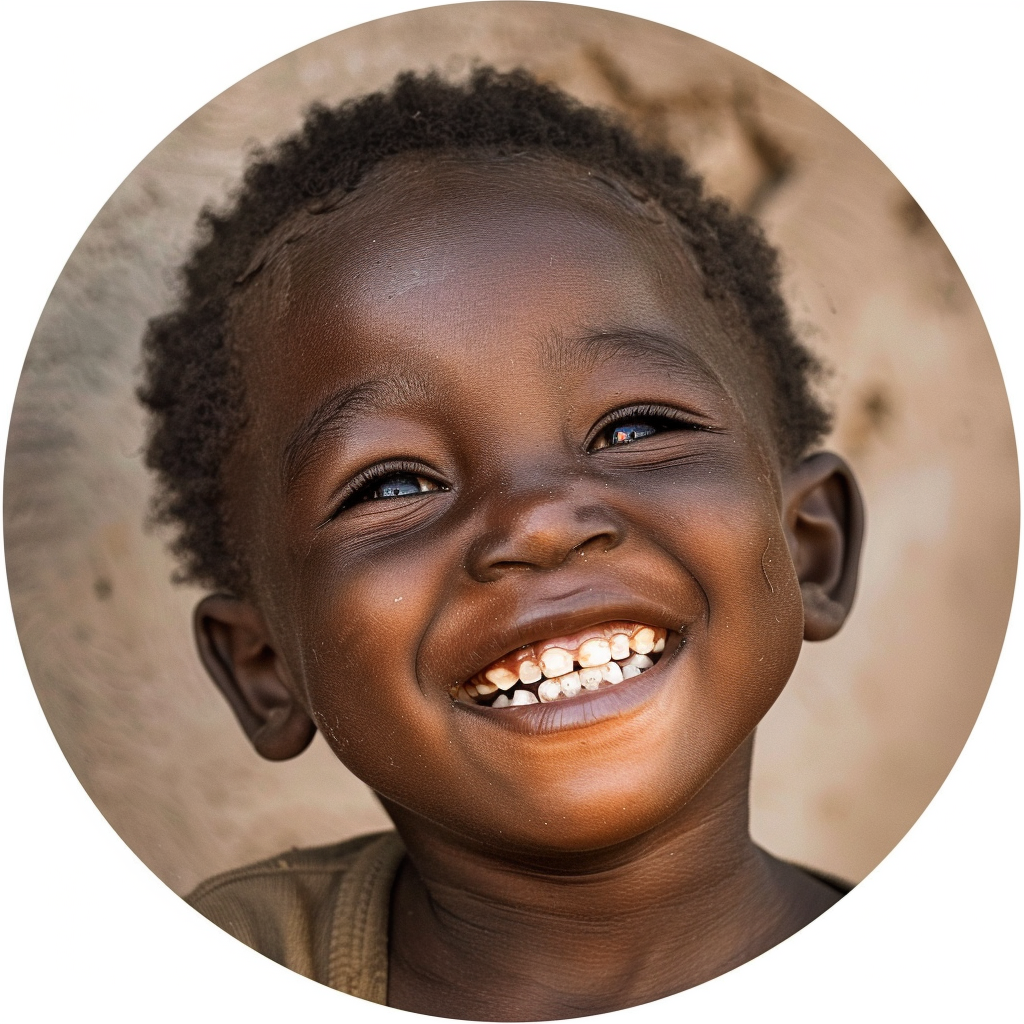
[{"left": 5, "top": 3, "right": 1018, "bottom": 1019}]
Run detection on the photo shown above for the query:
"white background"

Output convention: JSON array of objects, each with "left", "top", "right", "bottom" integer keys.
[{"left": 3, "top": 1, "right": 1020, "bottom": 1020}]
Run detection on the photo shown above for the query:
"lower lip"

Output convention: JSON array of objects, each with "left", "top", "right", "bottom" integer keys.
[{"left": 458, "top": 636, "right": 684, "bottom": 735}]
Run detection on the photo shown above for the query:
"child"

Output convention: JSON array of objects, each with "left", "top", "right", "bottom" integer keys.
[{"left": 139, "top": 67, "right": 864, "bottom": 1019}]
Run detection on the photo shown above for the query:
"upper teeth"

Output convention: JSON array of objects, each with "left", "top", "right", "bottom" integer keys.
[
  {"left": 539, "top": 647, "right": 573, "bottom": 678},
  {"left": 456, "top": 622, "right": 671, "bottom": 708},
  {"left": 484, "top": 666, "right": 519, "bottom": 690},
  {"left": 631, "top": 628, "right": 656, "bottom": 654},
  {"left": 609, "top": 633, "right": 630, "bottom": 660},
  {"left": 518, "top": 660, "right": 542, "bottom": 684},
  {"left": 578, "top": 638, "right": 611, "bottom": 667}
]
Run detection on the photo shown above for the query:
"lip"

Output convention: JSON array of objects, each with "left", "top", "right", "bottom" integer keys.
[
  {"left": 447, "top": 588, "right": 689, "bottom": 691},
  {"left": 457, "top": 626, "right": 686, "bottom": 735}
]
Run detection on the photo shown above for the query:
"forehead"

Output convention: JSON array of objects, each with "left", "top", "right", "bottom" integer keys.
[{"left": 230, "top": 155, "right": 771, "bottom": 448}]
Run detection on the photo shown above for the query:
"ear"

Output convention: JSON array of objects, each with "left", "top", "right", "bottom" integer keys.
[
  {"left": 194, "top": 595, "right": 316, "bottom": 761},
  {"left": 782, "top": 451, "right": 865, "bottom": 642}
]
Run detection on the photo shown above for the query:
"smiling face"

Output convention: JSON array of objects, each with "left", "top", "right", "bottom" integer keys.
[{"left": 203, "top": 154, "right": 845, "bottom": 855}]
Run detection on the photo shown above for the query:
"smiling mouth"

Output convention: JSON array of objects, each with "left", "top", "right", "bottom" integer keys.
[{"left": 451, "top": 621, "right": 669, "bottom": 708}]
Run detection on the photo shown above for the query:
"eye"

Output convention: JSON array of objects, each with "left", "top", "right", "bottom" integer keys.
[
  {"left": 603, "top": 421, "right": 658, "bottom": 447},
  {"left": 351, "top": 472, "right": 444, "bottom": 504},
  {"left": 590, "top": 408, "right": 698, "bottom": 451}
]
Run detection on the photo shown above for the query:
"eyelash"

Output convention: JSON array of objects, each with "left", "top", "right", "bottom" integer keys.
[
  {"left": 588, "top": 404, "right": 706, "bottom": 450},
  {"left": 335, "top": 460, "right": 449, "bottom": 513}
]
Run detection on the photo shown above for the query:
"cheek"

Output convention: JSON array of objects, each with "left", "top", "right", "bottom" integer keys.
[
  {"left": 699, "top": 497, "right": 802, "bottom": 711},
  {"left": 643, "top": 459, "right": 804, "bottom": 694},
  {"left": 288, "top": 537, "right": 455, "bottom": 788}
]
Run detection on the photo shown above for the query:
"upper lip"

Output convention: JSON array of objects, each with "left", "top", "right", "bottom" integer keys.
[{"left": 443, "top": 587, "right": 688, "bottom": 689}]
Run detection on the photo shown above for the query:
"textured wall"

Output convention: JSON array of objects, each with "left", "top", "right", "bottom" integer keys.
[{"left": 5, "top": 2, "right": 1016, "bottom": 895}]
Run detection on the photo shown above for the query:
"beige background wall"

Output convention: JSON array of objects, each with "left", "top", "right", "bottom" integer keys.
[{"left": 5, "top": 2, "right": 1016, "bottom": 895}]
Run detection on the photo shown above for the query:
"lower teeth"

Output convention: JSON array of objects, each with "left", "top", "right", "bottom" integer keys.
[
  {"left": 510, "top": 689, "right": 539, "bottom": 706},
  {"left": 537, "top": 679, "right": 562, "bottom": 703}
]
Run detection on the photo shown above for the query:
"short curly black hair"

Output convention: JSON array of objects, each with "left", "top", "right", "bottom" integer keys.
[{"left": 139, "top": 67, "right": 830, "bottom": 595}]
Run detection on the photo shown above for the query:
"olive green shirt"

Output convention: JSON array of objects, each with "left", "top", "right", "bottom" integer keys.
[
  {"left": 187, "top": 829, "right": 852, "bottom": 1005},
  {"left": 187, "top": 830, "right": 405, "bottom": 1004}
]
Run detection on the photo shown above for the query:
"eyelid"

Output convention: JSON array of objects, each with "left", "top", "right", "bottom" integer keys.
[
  {"left": 586, "top": 403, "right": 710, "bottom": 450},
  {"left": 328, "top": 459, "right": 449, "bottom": 519}
]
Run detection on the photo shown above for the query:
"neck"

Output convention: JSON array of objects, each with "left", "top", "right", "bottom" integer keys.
[{"left": 382, "top": 739, "right": 825, "bottom": 1020}]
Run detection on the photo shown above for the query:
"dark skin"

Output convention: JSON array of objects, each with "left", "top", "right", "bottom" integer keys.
[{"left": 194, "top": 155, "right": 864, "bottom": 1019}]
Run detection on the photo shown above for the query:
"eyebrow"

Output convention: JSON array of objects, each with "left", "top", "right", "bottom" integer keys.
[
  {"left": 540, "top": 328, "right": 730, "bottom": 393},
  {"left": 282, "top": 329, "right": 728, "bottom": 491},
  {"left": 282, "top": 375, "right": 430, "bottom": 491}
]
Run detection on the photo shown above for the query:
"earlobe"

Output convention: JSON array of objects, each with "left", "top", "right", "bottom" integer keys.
[
  {"left": 194, "top": 595, "right": 316, "bottom": 760},
  {"left": 782, "top": 452, "right": 865, "bottom": 642}
]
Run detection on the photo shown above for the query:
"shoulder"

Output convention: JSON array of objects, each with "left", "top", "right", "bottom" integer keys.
[
  {"left": 188, "top": 829, "right": 396, "bottom": 905},
  {"left": 186, "top": 830, "right": 404, "bottom": 994}
]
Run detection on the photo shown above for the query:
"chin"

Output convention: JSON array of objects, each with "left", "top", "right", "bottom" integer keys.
[{"left": 463, "top": 764, "right": 716, "bottom": 858}]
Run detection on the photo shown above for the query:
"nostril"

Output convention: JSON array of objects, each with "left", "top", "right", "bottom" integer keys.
[
  {"left": 465, "top": 497, "right": 626, "bottom": 581},
  {"left": 574, "top": 531, "right": 618, "bottom": 558}
]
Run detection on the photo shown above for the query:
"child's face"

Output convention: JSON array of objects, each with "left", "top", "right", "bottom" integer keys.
[{"left": 203, "top": 156, "right": 858, "bottom": 853}]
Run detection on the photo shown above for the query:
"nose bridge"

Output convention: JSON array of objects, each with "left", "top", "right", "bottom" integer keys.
[{"left": 464, "top": 459, "right": 624, "bottom": 580}]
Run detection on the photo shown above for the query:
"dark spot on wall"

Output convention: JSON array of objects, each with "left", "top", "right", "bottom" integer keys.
[
  {"left": 582, "top": 46, "right": 794, "bottom": 217},
  {"left": 862, "top": 387, "right": 894, "bottom": 432},
  {"left": 93, "top": 577, "right": 113, "bottom": 600},
  {"left": 841, "top": 382, "right": 898, "bottom": 457},
  {"left": 894, "top": 191, "right": 966, "bottom": 310},
  {"left": 815, "top": 788, "right": 853, "bottom": 824},
  {"left": 732, "top": 88, "right": 794, "bottom": 217},
  {"left": 582, "top": 44, "right": 676, "bottom": 146},
  {"left": 897, "top": 194, "right": 933, "bottom": 235}
]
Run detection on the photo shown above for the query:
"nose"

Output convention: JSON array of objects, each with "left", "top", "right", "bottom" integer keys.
[{"left": 464, "top": 486, "right": 626, "bottom": 582}]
